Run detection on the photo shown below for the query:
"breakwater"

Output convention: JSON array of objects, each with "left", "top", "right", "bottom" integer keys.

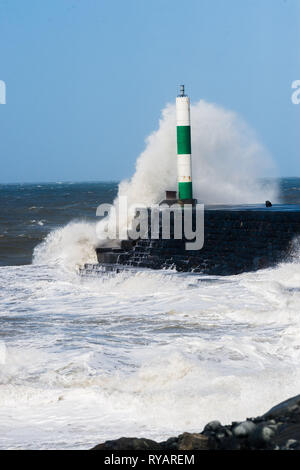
[{"left": 92, "top": 206, "right": 300, "bottom": 276}]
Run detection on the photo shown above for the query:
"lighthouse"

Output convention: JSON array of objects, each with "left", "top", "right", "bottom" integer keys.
[{"left": 176, "top": 85, "right": 193, "bottom": 202}]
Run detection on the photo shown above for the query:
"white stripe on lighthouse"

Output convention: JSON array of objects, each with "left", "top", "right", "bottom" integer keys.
[
  {"left": 176, "top": 96, "right": 190, "bottom": 126},
  {"left": 177, "top": 154, "right": 192, "bottom": 182}
]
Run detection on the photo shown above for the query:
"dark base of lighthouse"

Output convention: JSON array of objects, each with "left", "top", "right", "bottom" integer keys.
[{"left": 83, "top": 206, "right": 300, "bottom": 277}]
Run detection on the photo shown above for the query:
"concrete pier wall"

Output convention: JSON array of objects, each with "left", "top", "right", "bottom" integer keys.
[{"left": 95, "top": 209, "right": 300, "bottom": 275}]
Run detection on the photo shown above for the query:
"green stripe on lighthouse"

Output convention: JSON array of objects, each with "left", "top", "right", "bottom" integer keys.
[
  {"left": 179, "top": 182, "right": 193, "bottom": 200},
  {"left": 177, "top": 126, "right": 191, "bottom": 154}
]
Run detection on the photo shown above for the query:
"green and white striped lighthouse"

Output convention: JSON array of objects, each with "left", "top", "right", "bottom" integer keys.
[{"left": 176, "top": 85, "right": 193, "bottom": 201}]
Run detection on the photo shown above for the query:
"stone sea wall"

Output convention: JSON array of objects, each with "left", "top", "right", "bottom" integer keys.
[{"left": 95, "top": 209, "right": 300, "bottom": 275}]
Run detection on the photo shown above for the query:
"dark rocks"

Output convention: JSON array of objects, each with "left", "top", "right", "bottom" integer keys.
[
  {"left": 248, "top": 424, "right": 276, "bottom": 449},
  {"left": 92, "top": 437, "right": 161, "bottom": 451},
  {"left": 263, "top": 393, "right": 300, "bottom": 419},
  {"left": 177, "top": 433, "right": 213, "bottom": 450},
  {"left": 92, "top": 394, "right": 300, "bottom": 450},
  {"left": 203, "top": 420, "right": 222, "bottom": 432},
  {"left": 233, "top": 420, "right": 257, "bottom": 438}
]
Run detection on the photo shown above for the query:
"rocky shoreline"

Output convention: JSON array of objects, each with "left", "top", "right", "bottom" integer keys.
[{"left": 92, "top": 394, "right": 300, "bottom": 450}]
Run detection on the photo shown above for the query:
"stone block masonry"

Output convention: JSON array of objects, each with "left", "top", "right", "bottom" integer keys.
[{"left": 94, "top": 208, "right": 300, "bottom": 276}]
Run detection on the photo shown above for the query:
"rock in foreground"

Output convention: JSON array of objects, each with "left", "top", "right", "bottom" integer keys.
[{"left": 92, "top": 394, "right": 300, "bottom": 450}]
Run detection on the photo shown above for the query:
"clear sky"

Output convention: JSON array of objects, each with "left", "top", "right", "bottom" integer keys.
[{"left": 0, "top": 0, "right": 299, "bottom": 183}]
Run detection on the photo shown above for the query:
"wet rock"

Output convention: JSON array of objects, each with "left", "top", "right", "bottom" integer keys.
[
  {"left": 177, "top": 433, "right": 212, "bottom": 450},
  {"left": 273, "top": 422, "right": 300, "bottom": 447},
  {"left": 92, "top": 437, "right": 162, "bottom": 451},
  {"left": 203, "top": 420, "right": 222, "bottom": 433},
  {"left": 91, "top": 393, "right": 300, "bottom": 451},
  {"left": 161, "top": 437, "right": 178, "bottom": 449},
  {"left": 285, "top": 439, "right": 299, "bottom": 450},
  {"left": 263, "top": 394, "right": 300, "bottom": 419},
  {"left": 233, "top": 420, "right": 257, "bottom": 438},
  {"left": 249, "top": 424, "right": 276, "bottom": 449},
  {"left": 261, "top": 426, "right": 276, "bottom": 441}
]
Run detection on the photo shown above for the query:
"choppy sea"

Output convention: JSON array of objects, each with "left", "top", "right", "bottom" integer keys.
[{"left": 1, "top": 179, "right": 300, "bottom": 449}]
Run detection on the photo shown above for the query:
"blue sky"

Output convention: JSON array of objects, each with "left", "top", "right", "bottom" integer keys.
[{"left": 0, "top": 0, "right": 299, "bottom": 183}]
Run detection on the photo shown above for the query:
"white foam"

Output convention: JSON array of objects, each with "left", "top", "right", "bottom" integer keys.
[
  {"left": 33, "top": 221, "right": 97, "bottom": 270},
  {"left": 33, "top": 99, "right": 278, "bottom": 269},
  {"left": 15, "top": 99, "right": 286, "bottom": 448},
  {"left": 118, "top": 100, "right": 278, "bottom": 207},
  {"left": 1, "top": 258, "right": 300, "bottom": 449},
  {"left": 0, "top": 342, "right": 6, "bottom": 365},
  {"left": 97, "top": 99, "right": 278, "bottom": 242}
]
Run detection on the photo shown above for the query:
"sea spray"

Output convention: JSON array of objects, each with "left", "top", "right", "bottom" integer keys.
[
  {"left": 119, "top": 100, "right": 277, "bottom": 205},
  {"left": 33, "top": 221, "right": 97, "bottom": 270},
  {"left": 97, "top": 100, "right": 278, "bottom": 240},
  {"left": 34, "top": 99, "right": 278, "bottom": 268}
]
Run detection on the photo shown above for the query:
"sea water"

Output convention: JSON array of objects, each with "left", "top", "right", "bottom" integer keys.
[{"left": 1, "top": 180, "right": 300, "bottom": 449}]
